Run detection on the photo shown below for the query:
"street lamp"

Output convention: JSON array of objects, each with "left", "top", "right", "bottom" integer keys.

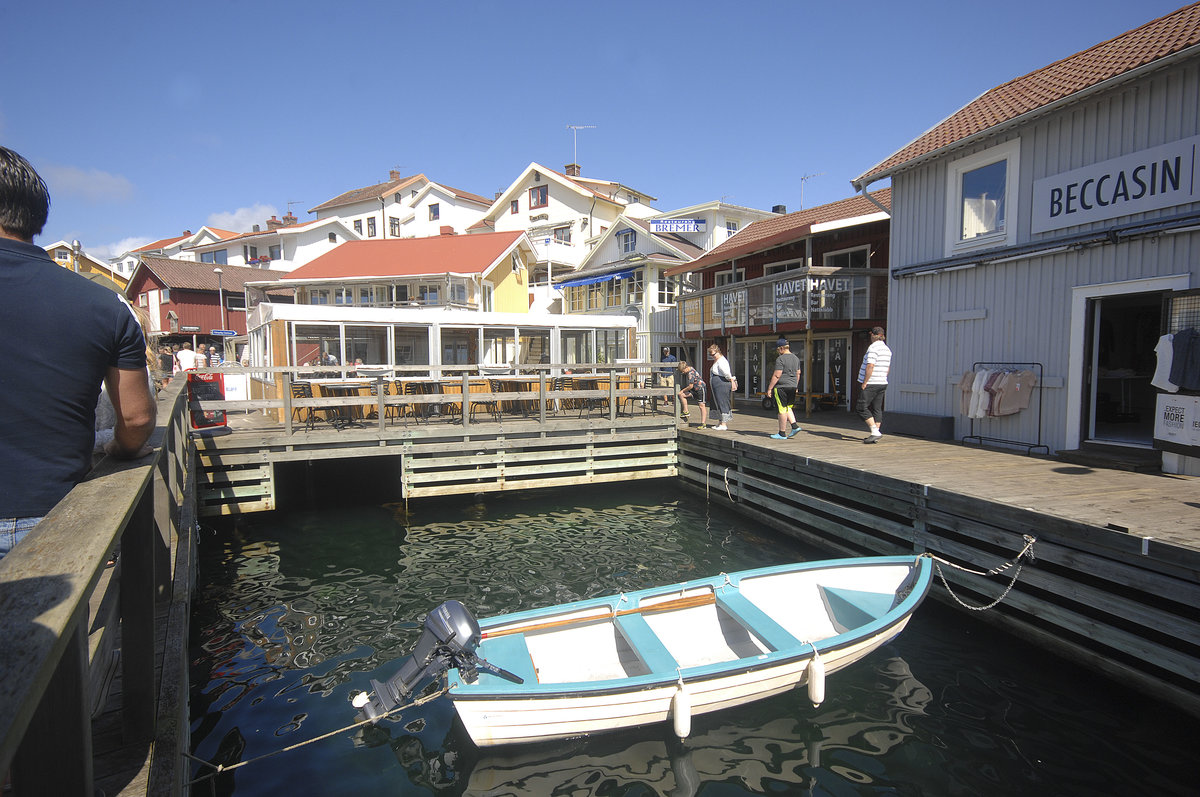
[{"left": 213, "top": 267, "right": 226, "bottom": 331}]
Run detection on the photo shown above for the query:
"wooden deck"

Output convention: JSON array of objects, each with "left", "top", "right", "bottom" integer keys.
[
  {"left": 699, "top": 405, "right": 1199, "bottom": 551},
  {"left": 676, "top": 403, "right": 1200, "bottom": 716}
]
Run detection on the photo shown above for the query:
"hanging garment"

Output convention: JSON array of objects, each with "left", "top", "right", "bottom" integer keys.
[
  {"left": 1151, "top": 333, "right": 1179, "bottom": 392},
  {"left": 992, "top": 369, "right": 1038, "bottom": 415},
  {"left": 958, "top": 370, "right": 976, "bottom": 416},
  {"left": 982, "top": 370, "right": 1007, "bottom": 416},
  {"left": 969, "top": 369, "right": 992, "bottom": 418},
  {"left": 1169, "top": 327, "right": 1200, "bottom": 390}
]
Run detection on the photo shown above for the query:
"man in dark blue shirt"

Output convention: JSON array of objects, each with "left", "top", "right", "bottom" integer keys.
[{"left": 0, "top": 147, "right": 156, "bottom": 559}]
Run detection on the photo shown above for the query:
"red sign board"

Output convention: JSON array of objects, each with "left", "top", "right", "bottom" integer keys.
[{"left": 188, "top": 371, "right": 227, "bottom": 430}]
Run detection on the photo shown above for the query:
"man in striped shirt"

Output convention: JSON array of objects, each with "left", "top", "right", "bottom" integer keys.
[{"left": 857, "top": 326, "right": 891, "bottom": 443}]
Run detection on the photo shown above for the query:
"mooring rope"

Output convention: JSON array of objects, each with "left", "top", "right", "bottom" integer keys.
[
  {"left": 925, "top": 535, "right": 1037, "bottom": 612},
  {"left": 184, "top": 684, "right": 450, "bottom": 788}
]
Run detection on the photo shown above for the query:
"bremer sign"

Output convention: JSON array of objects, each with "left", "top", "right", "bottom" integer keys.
[
  {"left": 1032, "top": 135, "right": 1200, "bottom": 233},
  {"left": 649, "top": 219, "right": 706, "bottom": 234}
]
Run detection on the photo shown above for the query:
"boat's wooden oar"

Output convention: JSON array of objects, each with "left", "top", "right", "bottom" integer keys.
[{"left": 481, "top": 591, "right": 716, "bottom": 639}]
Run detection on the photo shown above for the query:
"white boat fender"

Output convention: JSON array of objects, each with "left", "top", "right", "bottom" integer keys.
[
  {"left": 672, "top": 682, "right": 692, "bottom": 740},
  {"left": 806, "top": 653, "right": 825, "bottom": 707}
]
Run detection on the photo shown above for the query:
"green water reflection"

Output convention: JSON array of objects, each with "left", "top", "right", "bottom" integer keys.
[{"left": 190, "top": 482, "right": 1198, "bottom": 796}]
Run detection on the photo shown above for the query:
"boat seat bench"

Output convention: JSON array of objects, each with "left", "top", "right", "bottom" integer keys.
[
  {"left": 614, "top": 614, "right": 679, "bottom": 674},
  {"left": 478, "top": 632, "right": 539, "bottom": 685},
  {"left": 716, "top": 590, "right": 803, "bottom": 652}
]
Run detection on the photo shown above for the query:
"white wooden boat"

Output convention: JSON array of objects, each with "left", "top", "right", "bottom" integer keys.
[{"left": 354, "top": 555, "right": 932, "bottom": 747}]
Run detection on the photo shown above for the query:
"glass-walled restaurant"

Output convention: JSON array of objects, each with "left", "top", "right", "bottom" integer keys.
[{"left": 245, "top": 302, "right": 637, "bottom": 376}]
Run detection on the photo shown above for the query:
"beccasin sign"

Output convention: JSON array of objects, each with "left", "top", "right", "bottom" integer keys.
[{"left": 1031, "top": 135, "right": 1200, "bottom": 234}]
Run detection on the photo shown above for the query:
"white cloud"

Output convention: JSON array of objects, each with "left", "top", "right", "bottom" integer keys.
[
  {"left": 89, "top": 236, "right": 154, "bottom": 260},
  {"left": 207, "top": 203, "right": 277, "bottom": 233},
  {"left": 41, "top": 164, "right": 134, "bottom": 203}
]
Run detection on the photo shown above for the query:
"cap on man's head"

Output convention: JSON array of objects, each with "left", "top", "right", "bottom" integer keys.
[{"left": 776, "top": 338, "right": 789, "bottom": 348}]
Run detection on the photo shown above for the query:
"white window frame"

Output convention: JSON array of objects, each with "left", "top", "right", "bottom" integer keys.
[
  {"left": 618, "top": 229, "right": 636, "bottom": 254},
  {"left": 822, "top": 245, "right": 870, "bottom": 269},
  {"left": 944, "top": 139, "right": 1020, "bottom": 256},
  {"left": 714, "top": 268, "right": 740, "bottom": 287}
]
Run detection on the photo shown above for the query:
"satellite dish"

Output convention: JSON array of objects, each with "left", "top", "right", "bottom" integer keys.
[{"left": 624, "top": 304, "right": 642, "bottom": 321}]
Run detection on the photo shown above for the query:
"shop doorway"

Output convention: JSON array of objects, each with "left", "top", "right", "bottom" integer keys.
[{"left": 1084, "top": 291, "right": 1162, "bottom": 446}]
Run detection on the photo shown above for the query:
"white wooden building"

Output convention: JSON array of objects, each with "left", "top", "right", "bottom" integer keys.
[{"left": 852, "top": 4, "right": 1200, "bottom": 472}]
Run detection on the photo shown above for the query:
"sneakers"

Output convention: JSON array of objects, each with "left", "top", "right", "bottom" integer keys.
[
  {"left": 770, "top": 432, "right": 788, "bottom": 440},
  {"left": 863, "top": 434, "right": 882, "bottom": 444},
  {"left": 680, "top": 412, "right": 690, "bottom": 421},
  {"left": 713, "top": 424, "right": 727, "bottom": 431},
  {"left": 787, "top": 426, "right": 802, "bottom": 438}
]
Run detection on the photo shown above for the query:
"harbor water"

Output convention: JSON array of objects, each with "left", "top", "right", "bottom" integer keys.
[{"left": 189, "top": 480, "right": 1199, "bottom": 796}]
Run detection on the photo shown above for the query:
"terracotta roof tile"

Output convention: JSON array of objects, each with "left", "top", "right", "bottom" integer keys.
[
  {"left": 668, "top": 189, "right": 890, "bottom": 275},
  {"left": 137, "top": 255, "right": 278, "bottom": 292},
  {"left": 309, "top": 173, "right": 427, "bottom": 213},
  {"left": 281, "top": 231, "right": 525, "bottom": 281},
  {"left": 132, "top": 234, "right": 190, "bottom": 253},
  {"left": 856, "top": 4, "right": 1200, "bottom": 184}
]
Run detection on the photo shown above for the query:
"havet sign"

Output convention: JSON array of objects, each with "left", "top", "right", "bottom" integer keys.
[{"left": 1031, "top": 135, "right": 1200, "bottom": 233}]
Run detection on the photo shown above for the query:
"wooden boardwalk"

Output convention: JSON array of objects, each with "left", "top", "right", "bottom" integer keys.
[
  {"left": 701, "top": 405, "right": 1199, "bottom": 552},
  {"left": 676, "top": 402, "right": 1200, "bottom": 717}
]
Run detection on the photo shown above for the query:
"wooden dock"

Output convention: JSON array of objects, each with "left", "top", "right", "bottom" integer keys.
[{"left": 676, "top": 406, "right": 1200, "bottom": 716}]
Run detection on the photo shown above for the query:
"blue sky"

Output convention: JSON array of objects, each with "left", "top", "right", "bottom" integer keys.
[{"left": 2, "top": 0, "right": 1187, "bottom": 258}]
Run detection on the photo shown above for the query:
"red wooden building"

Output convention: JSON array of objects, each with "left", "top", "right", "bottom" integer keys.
[
  {"left": 665, "top": 190, "right": 891, "bottom": 407},
  {"left": 124, "top": 255, "right": 285, "bottom": 349}
]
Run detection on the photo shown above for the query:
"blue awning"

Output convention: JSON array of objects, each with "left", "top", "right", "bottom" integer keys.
[{"left": 556, "top": 268, "right": 635, "bottom": 288}]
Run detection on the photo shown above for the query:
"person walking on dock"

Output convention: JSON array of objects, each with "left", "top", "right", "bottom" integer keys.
[
  {"left": 765, "top": 338, "right": 802, "bottom": 440},
  {"left": 0, "top": 146, "right": 156, "bottom": 560},
  {"left": 707, "top": 343, "right": 736, "bottom": 431},
  {"left": 858, "top": 326, "right": 892, "bottom": 443}
]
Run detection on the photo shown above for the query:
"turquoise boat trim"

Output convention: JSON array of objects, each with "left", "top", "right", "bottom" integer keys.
[
  {"left": 614, "top": 614, "right": 679, "bottom": 674},
  {"left": 449, "top": 555, "right": 933, "bottom": 698},
  {"left": 819, "top": 586, "right": 902, "bottom": 632},
  {"left": 714, "top": 591, "right": 801, "bottom": 652}
]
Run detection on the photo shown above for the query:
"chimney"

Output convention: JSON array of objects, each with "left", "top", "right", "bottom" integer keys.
[
  {"left": 390, "top": 169, "right": 402, "bottom": 181},
  {"left": 565, "top": 163, "right": 581, "bottom": 177},
  {"left": 266, "top": 215, "right": 283, "bottom": 230},
  {"left": 440, "top": 225, "right": 455, "bottom": 236},
  {"left": 183, "top": 230, "right": 192, "bottom": 236},
  {"left": 252, "top": 224, "right": 261, "bottom": 233},
  {"left": 772, "top": 204, "right": 788, "bottom": 214},
  {"left": 282, "top": 212, "right": 298, "bottom": 227}
]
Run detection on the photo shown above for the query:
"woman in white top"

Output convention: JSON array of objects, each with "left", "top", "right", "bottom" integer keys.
[{"left": 707, "top": 343, "right": 737, "bottom": 430}]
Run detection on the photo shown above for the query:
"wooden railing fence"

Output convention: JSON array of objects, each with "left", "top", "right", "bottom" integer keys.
[{"left": 0, "top": 379, "right": 193, "bottom": 796}]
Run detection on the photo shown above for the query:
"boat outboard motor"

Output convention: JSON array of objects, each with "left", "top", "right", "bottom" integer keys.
[{"left": 353, "top": 599, "right": 522, "bottom": 723}]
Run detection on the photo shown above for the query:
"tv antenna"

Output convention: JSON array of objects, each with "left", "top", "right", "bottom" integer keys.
[
  {"left": 287, "top": 200, "right": 304, "bottom": 215},
  {"left": 799, "top": 173, "right": 824, "bottom": 210},
  {"left": 566, "top": 124, "right": 597, "bottom": 165}
]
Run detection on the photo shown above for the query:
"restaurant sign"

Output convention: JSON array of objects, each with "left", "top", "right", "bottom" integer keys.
[
  {"left": 1032, "top": 135, "right": 1200, "bottom": 234},
  {"left": 649, "top": 218, "right": 707, "bottom": 234}
]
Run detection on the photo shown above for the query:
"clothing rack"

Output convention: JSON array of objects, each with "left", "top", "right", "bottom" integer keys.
[{"left": 961, "top": 361, "right": 1047, "bottom": 455}]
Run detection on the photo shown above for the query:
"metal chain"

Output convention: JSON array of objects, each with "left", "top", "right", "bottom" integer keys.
[{"left": 924, "top": 535, "right": 1037, "bottom": 612}]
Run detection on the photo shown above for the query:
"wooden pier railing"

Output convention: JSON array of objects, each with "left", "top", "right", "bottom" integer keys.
[
  {"left": 0, "top": 379, "right": 194, "bottom": 796},
  {"left": 186, "top": 362, "right": 677, "bottom": 435}
]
